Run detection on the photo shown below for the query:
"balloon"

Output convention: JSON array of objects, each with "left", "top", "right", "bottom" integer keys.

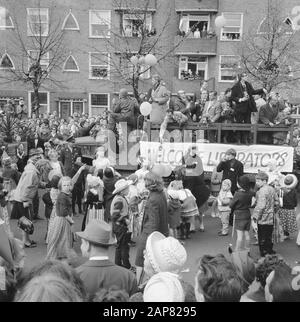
[
  {"left": 163, "top": 165, "right": 172, "bottom": 177},
  {"left": 130, "top": 55, "right": 139, "bottom": 65},
  {"left": 139, "top": 56, "right": 146, "bottom": 65},
  {"left": 215, "top": 15, "right": 226, "bottom": 28},
  {"left": 151, "top": 164, "right": 165, "bottom": 177},
  {"left": 144, "top": 54, "right": 157, "bottom": 66},
  {"left": 140, "top": 102, "right": 152, "bottom": 116}
]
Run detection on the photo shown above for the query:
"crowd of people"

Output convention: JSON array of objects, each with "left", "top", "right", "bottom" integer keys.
[
  {"left": 0, "top": 72, "right": 299, "bottom": 302},
  {"left": 0, "top": 134, "right": 299, "bottom": 302}
]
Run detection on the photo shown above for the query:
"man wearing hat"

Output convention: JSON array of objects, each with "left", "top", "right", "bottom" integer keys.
[
  {"left": 253, "top": 171, "right": 279, "bottom": 257},
  {"left": 110, "top": 178, "right": 133, "bottom": 270},
  {"left": 76, "top": 220, "right": 138, "bottom": 298},
  {"left": 217, "top": 148, "right": 244, "bottom": 194},
  {"left": 59, "top": 135, "right": 82, "bottom": 177}
]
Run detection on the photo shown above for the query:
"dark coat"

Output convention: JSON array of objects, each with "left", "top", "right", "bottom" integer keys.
[
  {"left": 135, "top": 189, "right": 169, "bottom": 267},
  {"left": 103, "top": 175, "right": 118, "bottom": 222},
  {"left": 217, "top": 159, "right": 244, "bottom": 193},
  {"left": 183, "top": 175, "right": 210, "bottom": 208},
  {"left": 230, "top": 189, "right": 255, "bottom": 220},
  {"left": 231, "top": 81, "right": 264, "bottom": 114},
  {"left": 258, "top": 102, "right": 280, "bottom": 125},
  {"left": 168, "top": 198, "right": 181, "bottom": 229},
  {"left": 59, "top": 145, "right": 82, "bottom": 177},
  {"left": 76, "top": 259, "right": 138, "bottom": 299},
  {"left": 75, "top": 122, "right": 96, "bottom": 138}
]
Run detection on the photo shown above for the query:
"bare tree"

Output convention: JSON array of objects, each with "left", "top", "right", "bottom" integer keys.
[
  {"left": 0, "top": 0, "right": 68, "bottom": 115},
  {"left": 87, "top": 0, "right": 194, "bottom": 102},
  {"left": 237, "top": 0, "right": 300, "bottom": 93}
]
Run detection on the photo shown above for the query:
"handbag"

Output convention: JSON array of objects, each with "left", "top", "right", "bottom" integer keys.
[{"left": 17, "top": 216, "right": 34, "bottom": 235}]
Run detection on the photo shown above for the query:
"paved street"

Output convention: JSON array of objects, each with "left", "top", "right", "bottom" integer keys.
[{"left": 10, "top": 204, "right": 300, "bottom": 285}]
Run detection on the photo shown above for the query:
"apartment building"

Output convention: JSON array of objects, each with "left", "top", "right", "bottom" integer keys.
[{"left": 0, "top": 0, "right": 299, "bottom": 117}]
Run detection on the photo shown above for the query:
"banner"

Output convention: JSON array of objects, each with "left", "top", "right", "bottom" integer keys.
[{"left": 140, "top": 142, "right": 294, "bottom": 173}]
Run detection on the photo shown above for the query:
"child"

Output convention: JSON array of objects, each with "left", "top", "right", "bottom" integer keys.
[
  {"left": 46, "top": 176, "right": 75, "bottom": 261},
  {"left": 278, "top": 174, "right": 298, "bottom": 241},
  {"left": 0, "top": 176, "right": 11, "bottom": 237},
  {"left": 217, "top": 179, "right": 233, "bottom": 236},
  {"left": 167, "top": 190, "right": 181, "bottom": 239},
  {"left": 82, "top": 174, "right": 104, "bottom": 231},
  {"left": 111, "top": 179, "right": 133, "bottom": 270},
  {"left": 230, "top": 175, "right": 255, "bottom": 251}
]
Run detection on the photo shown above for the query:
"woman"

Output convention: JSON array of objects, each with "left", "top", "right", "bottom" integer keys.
[
  {"left": 135, "top": 172, "right": 169, "bottom": 284},
  {"left": 48, "top": 149, "right": 64, "bottom": 179},
  {"left": 16, "top": 144, "right": 27, "bottom": 173}
]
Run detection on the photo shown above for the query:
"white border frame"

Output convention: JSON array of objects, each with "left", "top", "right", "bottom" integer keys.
[
  {"left": 89, "top": 10, "right": 111, "bottom": 38},
  {"left": 58, "top": 99, "right": 85, "bottom": 117},
  {"left": 89, "top": 93, "right": 110, "bottom": 116},
  {"left": 220, "top": 12, "right": 243, "bottom": 42},
  {"left": 62, "top": 10, "right": 80, "bottom": 31},
  {"left": 28, "top": 91, "right": 50, "bottom": 116},
  {"left": 257, "top": 16, "right": 295, "bottom": 35},
  {"left": 0, "top": 8, "right": 14, "bottom": 29},
  {"left": 0, "top": 52, "right": 15, "bottom": 70},
  {"left": 63, "top": 54, "right": 80, "bottom": 72},
  {"left": 27, "top": 8, "right": 49, "bottom": 37},
  {"left": 89, "top": 52, "right": 110, "bottom": 80},
  {"left": 218, "top": 55, "right": 240, "bottom": 83}
]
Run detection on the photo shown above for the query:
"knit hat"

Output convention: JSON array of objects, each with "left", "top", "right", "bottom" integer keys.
[
  {"left": 238, "top": 175, "right": 251, "bottom": 191},
  {"left": 86, "top": 174, "right": 102, "bottom": 188},
  {"left": 222, "top": 179, "right": 232, "bottom": 189},
  {"left": 256, "top": 171, "right": 269, "bottom": 182},
  {"left": 168, "top": 190, "right": 179, "bottom": 200},
  {"left": 145, "top": 231, "right": 187, "bottom": 274},
  {"left": 143, "top": 272, "right": 185, "bottom": 302},
  {"left": 112, "top": 179, "right": 133, "bottom": 194},
  {"left": 283, "top": 174, "right": 298, "bottom": 190}
]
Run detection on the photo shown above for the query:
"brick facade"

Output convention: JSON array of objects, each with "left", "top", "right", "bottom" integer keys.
[{"left": 0, "top": 0, "right": 299, "bottom": 117}]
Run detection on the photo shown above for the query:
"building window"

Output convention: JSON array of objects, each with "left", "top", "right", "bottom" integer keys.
[
  {"left": 63, "top": 55, "right": 79, "bottom": 72},
  {"left": 62, "top": 10, "right": 80, "bottom": 30},
  {"left": 219, "top": 55, "right": 240, "bottom": 82},
  {"left": 258, "top": 16, "right": 294, "bottom": 34},
  {"left": 28, "top": 91, "right": 50, "bottom": 116},
  {"left": 28, "top": 50, "right": 49, "bottom": 71},
  {"left": 178, "top": 56, "right": 207, "bottom": 80},
  {"left": 122, "top": 13, "right": 152, "bottom": 37},
  {"left": 0, "top": 53, "right": 14, "bottom": 69},
  {"left": 220, "top": 13, "right": 243, "bottom": 41},
  {"left": 89, "top": 52, "right": 110, "bottom": 79},
  {"left": 59, "top": 99, "right": 84, "bottom": 119},
  {"left": 0, "top": 7, "right": 14, "bottom": 29},
  {"left": 178, "top": 14, "right": 211, "bottom": 38},
  {"left": 0, "top": 97, "right": 23, "bottom": 110},
  {"left": 89, "top": 93, "right": 109, "bottom": 116},
  {"left": 89, "top": 10, "right": 111, "bottom": 38},
  {"left": 27, "top": 8, "right": 49, "bottom": 36}
]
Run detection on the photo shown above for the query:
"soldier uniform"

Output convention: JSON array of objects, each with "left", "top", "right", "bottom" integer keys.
[{"left": 59, "top": 136, "right": 82, "bottom": 177}]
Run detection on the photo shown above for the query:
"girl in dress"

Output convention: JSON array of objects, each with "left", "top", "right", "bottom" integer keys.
[
  {"left": 46, "top": 165, "right": 86, "bottom": 260},
  {"left": 46, "top": 176, "right": 75, "bottom": 261},
  {"left": 278, "top": 174, "right": 298, "bottom": 241},
  {"left": 48, "top": 149, "right": 64, "bottom": 178},
  {"left": 82, "top": 174, "right": 104, "bottom": 231}
]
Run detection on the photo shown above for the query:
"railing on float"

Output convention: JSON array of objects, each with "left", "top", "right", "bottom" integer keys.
[{"left": 145, "top": 122, "right": 294, "bottom": 145}]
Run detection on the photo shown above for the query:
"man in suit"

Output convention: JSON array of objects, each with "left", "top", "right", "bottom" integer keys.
[
  {"left": 76, "top": 220, "right": 138, "bottom": 299},
  {"left": 59, "top": 135, "right": 82, "bottom": 177},
  {"left": 216, "top": 148, "right": 244, "bottom": 194},
  {"left": 200, "top": 91, "right": 221, "bottom": 142},
  {"left": 231, "top": 72, "right": 267, "bottom": 144}
]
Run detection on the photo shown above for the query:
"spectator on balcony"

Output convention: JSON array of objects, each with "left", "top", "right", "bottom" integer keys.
[
  {"left": 231, "top": 72, "right": 267, "bottom": 144},
  {"left": 219, "top": 88, "right": 235, "bottom": 143},
  {"left": 251, "top": 93, "right": 266, "bottom": 124},
  {"left": 159, "top": 90, "right": 192, "bottom": 142},
  {"left": 199, "top": 91, "right": 221, "bottom": 143},
  {"left": 258, "top": 92, "right": 281, "bottom": 145},
  {"left": 147, "top": 74, "right": 170, "bottom": 124},
  {"left": 194, "top": 28, "right": 201, "bottom": 38},
  {"left": 201, "top": 25, "right": 208, "bottom": 38}
]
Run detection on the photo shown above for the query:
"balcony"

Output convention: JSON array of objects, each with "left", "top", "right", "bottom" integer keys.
[
  {"left": 113, "top": 0, "right": 156, "bottom": 11},
  {"left": 175, "top": 0, "right": 219, "bottom": 12},
  {"left": 174, "top": 35, "right": 217, "bottom": 55}
]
